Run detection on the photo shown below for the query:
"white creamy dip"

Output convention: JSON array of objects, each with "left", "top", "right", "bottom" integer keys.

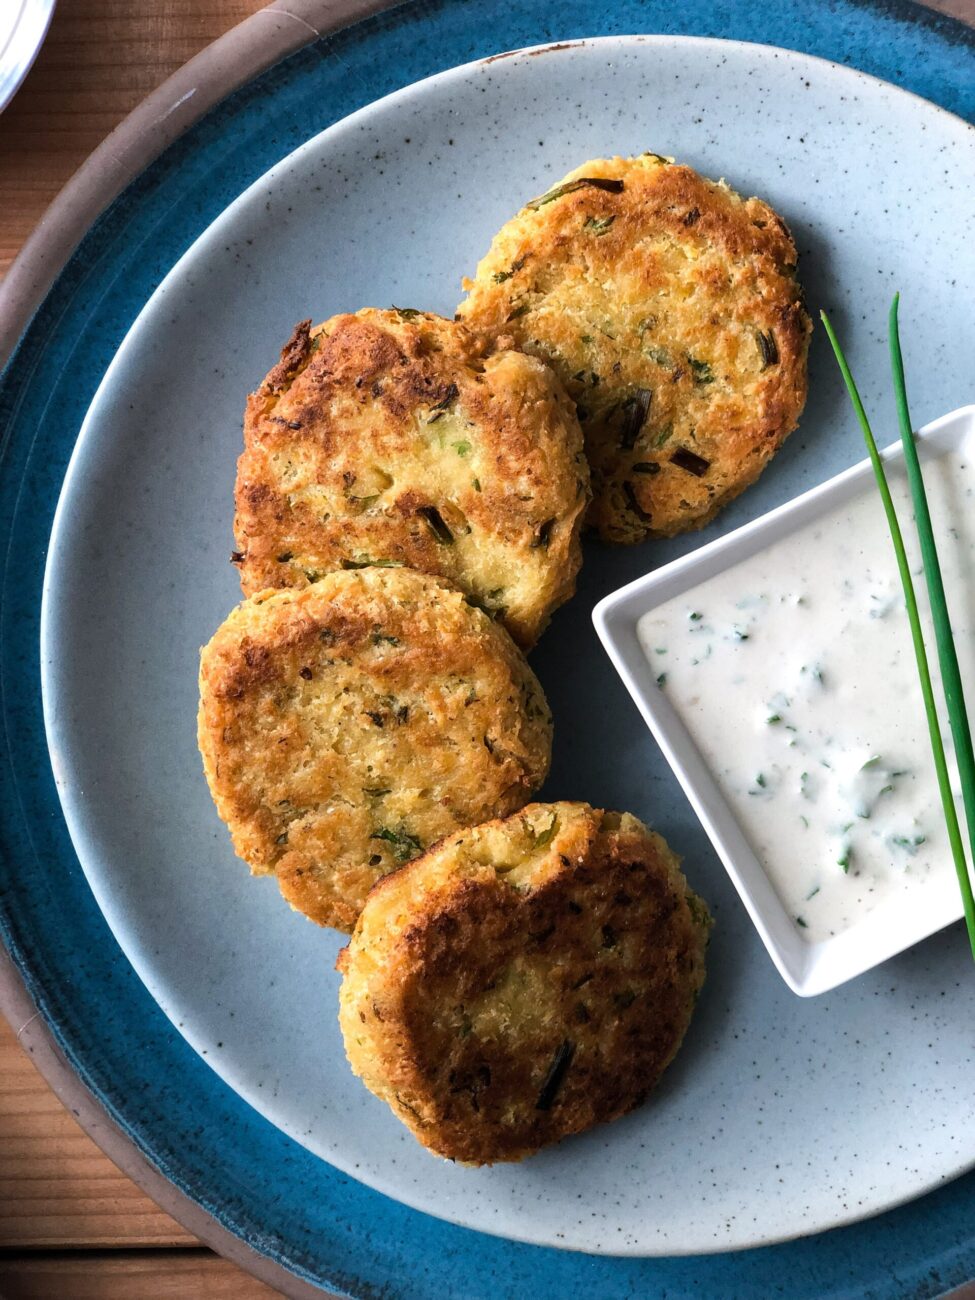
[{"left": 638, "top": 449, "right": 975, "bottom": 941}]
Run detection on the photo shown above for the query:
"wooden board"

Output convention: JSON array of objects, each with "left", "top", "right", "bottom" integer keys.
[
  {"left": 0, "top": 1011, "right": 290, "bottom": 1290},
  {"left": 0, "top": 1015, "right": 196, "bottom": 1250},
  {"left": 0, "top": 0, "right": 266, "bottom": 276},
  {"left": 0, "top": 1250, "right": 283, "bottom": 1299}
]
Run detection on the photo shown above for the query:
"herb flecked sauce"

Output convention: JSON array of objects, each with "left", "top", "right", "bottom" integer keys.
[{"left": 638, "top": 450, "right": 975, "bottom": 941}]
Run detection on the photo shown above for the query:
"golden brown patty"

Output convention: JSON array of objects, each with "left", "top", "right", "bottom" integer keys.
[
  {"left": 338, "top": 801, "right": 711, "bottom": 1163},
  {"left": 234, "top": 308, "right": 589, "bottom": 647},
  {"left": 197, "top": 569, "right": 552, "bottom": 931},
  {"left": 456, "top": 154, "right": 811, "bottom": 544}
]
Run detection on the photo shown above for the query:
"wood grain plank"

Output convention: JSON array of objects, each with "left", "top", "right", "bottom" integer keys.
[
  {"left": 0, "top": 1250, "right": 285, "bottom": 1298},
  {"left": 924, "top": 0, "right": 975, "bottom": 20},
  {"left": 0, "top": 1016, "right": 195, "bottom": 1249},
  {"left": 0, "top": 0, "right": 266, "bottom": 275}
]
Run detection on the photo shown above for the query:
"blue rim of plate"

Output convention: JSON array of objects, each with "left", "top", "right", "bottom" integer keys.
[{"left": 2, "top": 2, "right": 975, "bottom": 1296}]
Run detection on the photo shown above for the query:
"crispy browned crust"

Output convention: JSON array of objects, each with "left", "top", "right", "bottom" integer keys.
[
  {"left": 234, "top": 308, "right": 590, "bottom": 647},
  {"left": 197, "top": 569, "right": 553, "bottom": 930},
  {"left": 338, "top": 802, "right": 711, "bottom": 1163},
  {"left": 456, "top": 155, "right": 811, "bottom": 543}
]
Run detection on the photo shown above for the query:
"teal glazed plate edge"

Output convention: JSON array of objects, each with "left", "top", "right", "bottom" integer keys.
[{"left": 3, "top": 2, "right": 975, "bottom": 1297}]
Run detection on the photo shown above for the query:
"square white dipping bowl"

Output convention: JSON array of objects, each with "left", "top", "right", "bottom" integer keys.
[{"left": 593, "top": 405, "right": 975, "bottom": 996}]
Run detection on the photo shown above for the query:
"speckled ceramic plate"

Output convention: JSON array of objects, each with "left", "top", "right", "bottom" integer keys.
[
  {"left": 39, "top": 31, "right": 975, "bottom": 1259},
  {"left": 6, "top": 2, "right": 975, "bottom": 1296}
]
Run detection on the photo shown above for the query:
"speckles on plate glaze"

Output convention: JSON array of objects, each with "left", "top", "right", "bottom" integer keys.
[{"left": 11, "top": 16, "right": 975, "bottom": 1300}]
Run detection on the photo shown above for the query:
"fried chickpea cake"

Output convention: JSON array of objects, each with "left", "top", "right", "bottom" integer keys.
[
  {"left": 234, "top": 308, "right": 590, "bottom": 648},
  {"left": 456, "top": 153, "right": 811, "bottom": 544},
  {"left": 198, "top": 568, "right": 552, "bottom": 931},
  {"left": 338, "top": 801, "right": 711, "bottom": 1163}
]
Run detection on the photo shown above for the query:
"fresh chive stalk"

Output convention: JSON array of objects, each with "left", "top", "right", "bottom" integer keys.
[
  {"left": 889, "top": 296, "right": 975, "bottom": 925},
  {"left": 821, "top": 308, "right": 975, "bottom": 960}
]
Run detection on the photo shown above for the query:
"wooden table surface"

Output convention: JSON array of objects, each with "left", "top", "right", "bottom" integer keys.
[{"left": 0, "top": 1, "right": 972, "bottom": 1297}]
